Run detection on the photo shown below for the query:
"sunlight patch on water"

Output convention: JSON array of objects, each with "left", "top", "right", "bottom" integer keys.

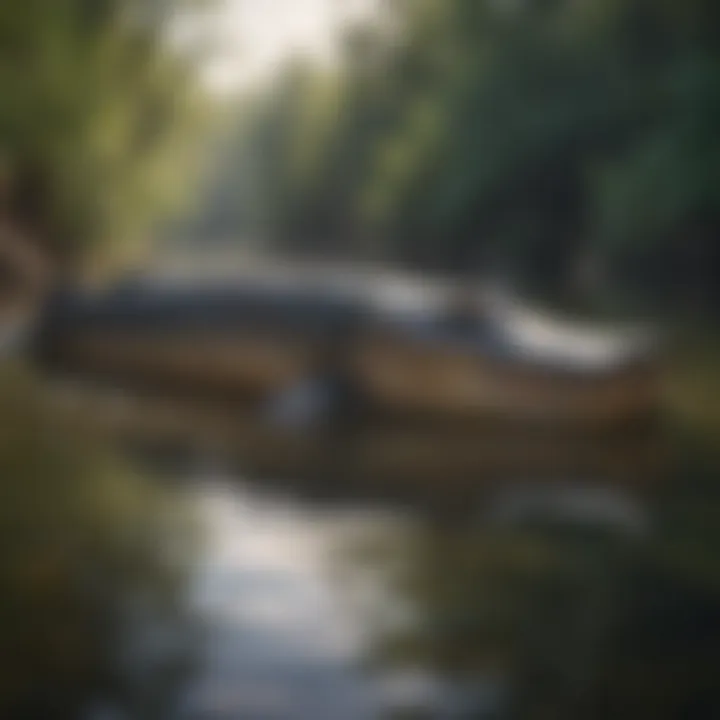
[{"left": 178, "top": 479, "right": 394, "bottom": 719}]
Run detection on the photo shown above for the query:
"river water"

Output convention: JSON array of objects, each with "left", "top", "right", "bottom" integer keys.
[
  {"left": 87, "top": 458, "right": 507, "bottom": 720},
  {"left": 170, "top": 478, "right": 468, "bottom": 719},
  {"left": 1, "top": 368, "right": 719, "bottom": 719}
]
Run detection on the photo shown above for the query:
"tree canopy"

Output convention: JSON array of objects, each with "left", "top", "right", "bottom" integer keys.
[
  {"left": 0, "top": 0, "right": 208, "bottom": 281},
  {"left": 190, "top": 0, "right": 720, "bottom": 315}
]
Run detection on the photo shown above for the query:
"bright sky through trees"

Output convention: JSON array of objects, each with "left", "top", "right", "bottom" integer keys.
[{"left": 175, "top": 0, "right": 380, "bottom": 93}]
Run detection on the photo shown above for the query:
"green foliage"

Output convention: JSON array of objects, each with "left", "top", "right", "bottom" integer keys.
[
  {"left": 0, "top": 365, "right": 199, "bottom": 716},
  {"left": 0, "top": 0, "right": 208, "bottom": 273},
  {"left": 197, "top": 0, "right": 720, "bottom": 314}
]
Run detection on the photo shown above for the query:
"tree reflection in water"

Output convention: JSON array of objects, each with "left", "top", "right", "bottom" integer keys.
[
  {"left": 4, "top": 369, "right": 720, "bottom": 719},
  {"left": 334, "top": 476, "right": 720, "bottom": 719},
  {"left": 0, "top": 366, "right": 200, "bottom": 719}
]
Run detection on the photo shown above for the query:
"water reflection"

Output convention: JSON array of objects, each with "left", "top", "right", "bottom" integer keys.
[
  {"left": 335, "top": 505, "right": 720, "bottom": 720},
  {"left": 0, "top": 367, "right": 199, "bottom": 720},
  {"left": 3, "top": 369, "right": 720, "bottom": 719},
  {"left": 48, "top": 379, "right": 661, "bottom": 509},
  {"left": 177, "top": 480, "right": 384, "bottom": 719},
  {"left": 170, "top": 475, "right": 510, "bottom": 719}
]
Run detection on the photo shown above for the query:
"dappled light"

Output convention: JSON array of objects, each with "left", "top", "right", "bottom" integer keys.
[{"left": 0, "top": 1, "right": 719, "bottom": 718}]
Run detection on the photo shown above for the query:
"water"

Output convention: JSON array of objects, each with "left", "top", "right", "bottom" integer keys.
[
  {"left": 78, "top": 465, "right": 496, "bottom": 720},
  {"left": 177, "top": 479, "right": 384, "bottom": 719},
  {"left": 1, "top": 371, "right": 719, "bottom": 719}
]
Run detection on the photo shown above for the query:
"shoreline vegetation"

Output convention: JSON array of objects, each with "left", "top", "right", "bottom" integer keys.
[
  {"left": 1, "top": 0, "right": 719, "bottom": 715},
  {"left": 0, "top": 362, "right": 199, "bottom": 717}
]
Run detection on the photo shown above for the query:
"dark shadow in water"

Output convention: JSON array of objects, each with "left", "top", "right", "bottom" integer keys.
[{"left": 0, "top": 369, "right": 201, "bottom": 720}]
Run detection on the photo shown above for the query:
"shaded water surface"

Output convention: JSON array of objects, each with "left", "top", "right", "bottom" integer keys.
[{"left": 2, "top": 372, "right": 719, "bottom": 719}]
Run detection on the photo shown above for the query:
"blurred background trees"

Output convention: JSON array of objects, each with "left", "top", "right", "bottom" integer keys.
[
  {"left": 0, "top": 0, "right": 209, "bottom": 291},
  {"left": 3, "top": 0, "right": 716, "bottom": 317},
  {"left": 184, "top": 0, "right": 720, "bottom": 317},
  {"left": 0, "top": 3, "right": 718, "bottom": 718}
]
